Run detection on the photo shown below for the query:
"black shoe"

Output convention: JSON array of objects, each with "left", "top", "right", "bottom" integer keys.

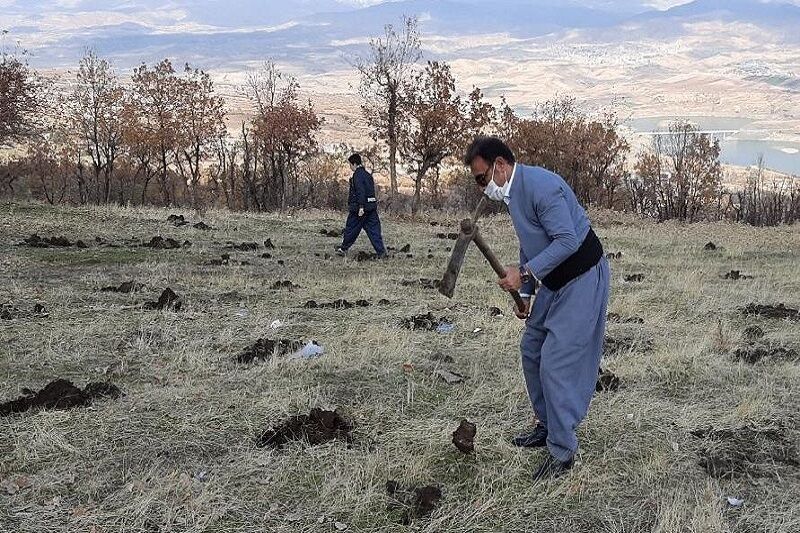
[
  {"left": 532, "top": 454, "right": 574, "bottom": 482},
  {"left": 512, "top": 424, "right": 548, "bottom": 448}
]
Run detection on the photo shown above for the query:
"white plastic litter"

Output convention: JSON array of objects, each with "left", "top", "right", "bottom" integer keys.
[
  {"left": 294, "top": 341, "right": 324, "bottom": 360},
  {"left": 727, "top": 497, "right": 744, "bottom": 508},
  {"left": 270, "top": 320, "right": 283, "bottom": 329}
]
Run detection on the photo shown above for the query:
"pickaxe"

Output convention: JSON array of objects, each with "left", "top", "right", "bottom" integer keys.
[{"left": 438, "top": 197, "right": 528, "bottom": 314}]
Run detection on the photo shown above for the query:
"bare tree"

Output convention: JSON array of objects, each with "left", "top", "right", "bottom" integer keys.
[
  {"left": 633, "top": 122, "right": 722, "bottom": 221},
  {"left": 354, "top": 16, "right": 421, "bottom": 197},
  {"left": 69, "top": 50, "right": 124, "bottom": 203}
]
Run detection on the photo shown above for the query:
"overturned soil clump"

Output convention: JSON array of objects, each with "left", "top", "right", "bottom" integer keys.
[
  {"left": 401, "top": 313, "right": 449, "bottom": 331},
  {"left": 732, "top": 343, "right": 799, "bottom": 364},
  {"left": 227, "top": 242, "right": 259, "bottom": 251},
  {"left": 596, "top": 368, "right": 620, "bottom": 392},
  {"left": 387, "top": 481, "right": 443, "bottom": 523},
  {"left": 0, "top": 379, "right": 122, "bottom": 416},
  {"left": 143, "top": 236, "right": 183, "bottom": 250},
  {"left": 167, "top": 214, "right": 188, "bottom": 226},
  {"left": 743, "top": 325, "right": 765, "bottom": 341},
  {"left": 691, "top": 424, "right": 798, "bottom": 478},
  {"left": 452, "top": 420, "right": 476, "bottom": 454},
  {"left": 101, "top": 281, "right": 144, "bottom": 294},
  {"left": 271, "top": 280, "right": 299, "bottom": 290},
  {"left": 607, "top": 313, "right": 644, "bottom": 324},
  {"left": 237, "top": 338, "right": 304, "bottom": 364},
  {"left": 303, "top": 299, "right": 370, "bottom": 310},
  {"left": 354, "top": 251, "right": 385, "bottom": 262},
  {"left": 724, "top": 270, "right": 753, "bottom": 280},
  {"left": 624, "top": 274, "right": 646, "bottom": 283},
  {"left": 606, "top": 252, "right": 623, "bottom": 260},
  {"left": 604, "top": 335, "right": 653, "bottom": 356},
  {"left": 256, "top": 408, "right": 352, "bottom": 448},
  {"left": 193, "top": 222, "right": 212, "bottom": 230},
  {"left": 704, "top": 242, "right": 718, "bottom": 251},
  {"left": 320, "top": 228, "right": 342, "bottom": 238},
  {"left": 19, "top": 234, "right": 87, "bottom": 248},
  {"left": 436, "top": 233, "right": 459, "bottom": 240},
  {"left": 742, "top": 303, "right": 800, "bottom": 320},
  {"left": 143, "top": 288, "right": 182, "bottom": 311},
  {"left": 401, "top": 278, "right": 441, "bottom": 290},
  {"left": 1, "top": 303, "right": 47, "bottom": 320}
]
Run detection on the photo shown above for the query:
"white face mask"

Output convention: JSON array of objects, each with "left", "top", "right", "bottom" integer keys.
[{"left": 483, "top": 164, "right": 511, "bottom": 203}]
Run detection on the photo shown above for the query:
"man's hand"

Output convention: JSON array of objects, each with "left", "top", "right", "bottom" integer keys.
[
  {"left": 514, "top": 298, "right": 531, "bottom": 320},
  {"left": 358, "top": 207, "right": 365, "bottom": 217},
  {"left": 498, "top": 265, "right": 522, "bottom": 292}
]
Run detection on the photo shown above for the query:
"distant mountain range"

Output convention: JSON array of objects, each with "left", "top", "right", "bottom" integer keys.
[{"left": 5, "top": 0, "right": 800, "bottom": 69}]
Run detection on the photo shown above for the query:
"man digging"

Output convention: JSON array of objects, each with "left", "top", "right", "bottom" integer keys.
[
  {"left": 336, "top": 153, "right": 387, "bottom": 258},
  {"left": 464, "top": 137, "right": 611, "bottom": 482}
]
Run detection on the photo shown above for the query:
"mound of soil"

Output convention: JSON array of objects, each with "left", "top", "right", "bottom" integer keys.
[
  {"left": 19, "top": 234, "right": 86, "bottom": 248},
  {"left": 1, "top": 303, "right": 47, "bottom": 320},
  {"left": 704, "top": 242, "right": 718, "bottom": 251},
  {"left": 742, "top": 303, "right": 800, "bottom": 320},
  {"left": 237, "top": 338, "right": 305, "bottom": 364},
  {"left": 691, "top": 424, "right": 798, "bottom": 478},
  {"left": 144, "top": 236, "right": 182, "bottom": 250},
  {"left": 167, "top": 214, "right": 187, "bottom": 226},
  {"left": 386, "top": 481, "right": 442, "bottom": 522},
  {"left": 604, "top": 335, "right": 653, "bottom": 356},
  {"left": 0, "top": 379, "right": 122, "bottom": 416},
  {"left": 452, "top": 420, "right": 476, "bottom": 454},
  {"left": 732, "top": 344, "right": 799, "bottom": 364},
  {"left": 624, "top": 274, "right": 645, "bottom": 283},
  {"left": 101, "top": 281, "right": 144, "bottom": 294},
  {"left": 724, "top": 270, "right": 753, "bottom": 280},
  {"left": 320, "top": 228, "right": 343, "bottom": 238},
  {"left": 256, "top": 408, "right": 352, "bottom": 448},
  {"left": 401, "top": 278, "right": 441, "bottom": 290},
  {"left": 401, "top": 313, "right": 449, "bottom": 331},
  {"left": 596, "top": 369, "right": 620, "bottom": 392},
  {"left": 143, "top": 288, "right": 182, "bottom": 311},
  {"left": 489, "top": 307, "right": 504, "bottom": 317},
  {"left": 271, "top": 280, "right": 299, "bottom": 290},
  {"left": 436, "top": 233, "right": 459, "bottom": 240},
  {"left": 224, "top": 242, "right": 258, "bottom": 251},
  {"left": 606, "top": 252, "right": 623, "bottom": 260},
  {"left": 208, "top": 253, "right": 232, "bottom": 266},
  {"left": 264, "top": 239, "right": 275, "bottom": 249},
  {"left": 303, "top": 299, "right": 370, "bottom": 310},
  {"left": 193, "top": 222, "right": 212, "bottom": 231},
  {"left": 355, "top": 251, "right": 382, "bottom": 262},
  {"left": 607, "top": 313, "right": 644, "bottom": 324},
  {"left": 743, "top": 325, "right": 765, "bottom": 341}
]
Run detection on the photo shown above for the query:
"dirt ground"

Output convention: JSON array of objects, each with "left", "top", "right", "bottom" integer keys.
[{"left": 1, "top": 201, "right": 799, "bottom": 532}]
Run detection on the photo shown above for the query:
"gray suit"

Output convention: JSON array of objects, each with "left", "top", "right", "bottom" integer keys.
[{"left": 506, "top": 164, "right": 610, "bottom": 462}]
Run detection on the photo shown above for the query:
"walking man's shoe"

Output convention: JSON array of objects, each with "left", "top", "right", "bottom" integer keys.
[
  {"left": 335, "top": 246, "right": 347, "bottom": 257},
  {"left": 512, "top": 424, "right": 548, "bottom": 448},
  {"left": 532, "top": 454, "right": 574, "bottom": 482}
]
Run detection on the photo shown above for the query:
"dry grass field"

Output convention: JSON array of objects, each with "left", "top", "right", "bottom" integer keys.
[{"left": 1, "top": 201, "right": 799, "bottom": 532}]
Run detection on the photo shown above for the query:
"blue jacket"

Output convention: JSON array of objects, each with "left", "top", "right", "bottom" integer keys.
[
  {"left": 348, "top": 167, "right": 378, "bottom": 213},
  {"left": 506, "top": 164, "right": 592, "bottom": 297}
]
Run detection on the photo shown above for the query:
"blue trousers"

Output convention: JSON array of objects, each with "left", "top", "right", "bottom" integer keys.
[
  {"left": 341, "top": 209, "right": 386, "bottom": 254},
  {"left": 520, "top": 257, "right": 610, "bottom": 461}
]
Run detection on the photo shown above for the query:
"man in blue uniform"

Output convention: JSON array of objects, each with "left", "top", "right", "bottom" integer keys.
[
  {"left": 464, "top": 137, "right": 610, "bottom": 482},
  {"left": 336, "top": 153, "right": 387, "bottom": 257}
]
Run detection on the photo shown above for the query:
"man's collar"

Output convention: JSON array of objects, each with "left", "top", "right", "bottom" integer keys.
[{"left": 503, "top": 163, "right": 518, "bottom": 203}]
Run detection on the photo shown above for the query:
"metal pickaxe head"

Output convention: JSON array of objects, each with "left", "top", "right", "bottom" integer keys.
[{"left": 438, "top": 218, "right": 477, "bottom": 298}]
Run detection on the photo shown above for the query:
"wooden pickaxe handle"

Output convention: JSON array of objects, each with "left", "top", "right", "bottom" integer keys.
[{"left": 472, "top": 227, "right": 529, "bottom": 314}]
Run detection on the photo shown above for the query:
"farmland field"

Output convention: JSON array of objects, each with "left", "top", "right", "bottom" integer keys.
[{"left": 1, "top": 201, "right": 799, "bottom": 532}]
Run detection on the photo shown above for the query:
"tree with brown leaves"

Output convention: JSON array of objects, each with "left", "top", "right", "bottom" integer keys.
[
  {"left": 0, "top": 41, "right": 45, "bottom": 146},
  {"left": 400, "top": 61, "right": 492, "bottom": 214}
]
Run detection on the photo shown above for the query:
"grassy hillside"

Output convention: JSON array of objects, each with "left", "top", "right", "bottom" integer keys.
[{"left": 1, "top": 201, "right": 799, "bottom": 532}]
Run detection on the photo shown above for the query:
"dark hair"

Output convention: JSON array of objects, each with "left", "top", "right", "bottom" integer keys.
[
  {"left": 463, "top": 136, "right": 515, "bottom": 166},
  {"left": 348, "top": 153, "right": 363, "bottom": 166}
]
